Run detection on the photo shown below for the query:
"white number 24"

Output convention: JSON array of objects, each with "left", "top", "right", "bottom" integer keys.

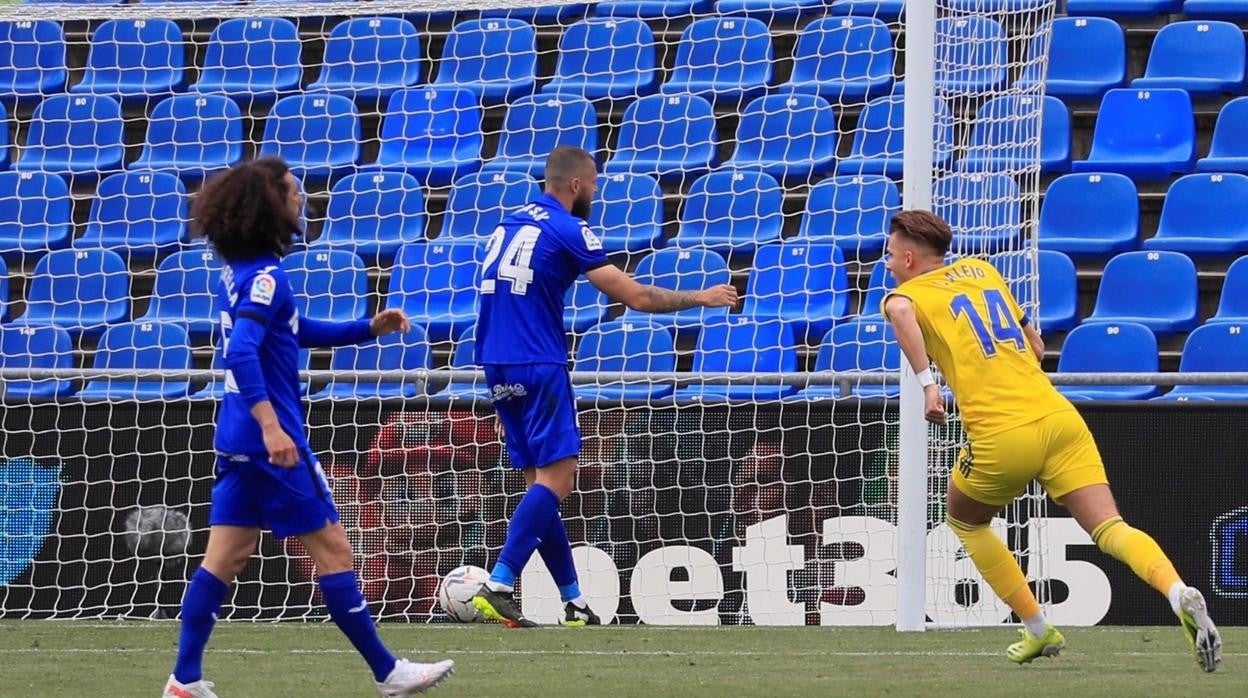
[{"left": 481, "top": 224, "right": 541, "bottom": 296}]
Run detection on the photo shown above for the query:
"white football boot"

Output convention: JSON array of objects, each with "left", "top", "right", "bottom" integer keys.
[{"left": 376, "top": 658, "right": 455, "bottom": 696}]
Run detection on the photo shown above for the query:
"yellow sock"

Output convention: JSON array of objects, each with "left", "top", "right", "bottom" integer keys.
[
  {"left": 1091, "top": 516, "right": 1183, "bottom": 597},
  {"left": 948, "top": 517, "right": 1041, "bottom": 622}
]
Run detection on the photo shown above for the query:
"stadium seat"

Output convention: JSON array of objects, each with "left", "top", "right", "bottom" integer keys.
[
  {"left": 796, "top": 319, "right": 899, "bottom": 400},
  {"left": 315, "top": 172, "right": 426, "bottom": 261},
  {"left": 192, "top": 17, "right": 302, "bottom": 102},
  {"left": 311, "top": 328, "right": 432, "bottom": 400},
  {"left": 480, "top": 95, "right": 598, "bottom": 179},
  {"left": 990, "top": 250, "right": 1079, "bottom": 332},
  {"left": 0, "top": 257, "right": 6, "bottom": 322},
  {"left": 439, "top": 172, "right": 540, "bottom": 240},
  {"left": 830, "top": 0, "right": 904, "bottom": 17},
  {"left": 858, "top": 260, "right": 895, "bottom": 318},
  {"left": 597, "top": 0, "right": 714, "bottom": 18},
  {"left": 660, "top": 17, "right": 773, "bottom": 103},
  {"left": 1196, "top": 98, "right": 1248, "bottom": 174},
  {"left": 673, "top": 317, "right": 798, "bottom": 403},
  {"left": 16, "top": 249, "right": 129, "bottom": 338},
  {"left": 281, "top": 250, "right": 368, "bottom": 323},
  {"left": 674, "top": 170, "right": 783, "bottom": 256},
  {"left": 307, "top": 17, "right": 422, "bottom": 102},
  {"left": 129, "top": 94, "right": 243, "bottom": 180},
  {"left": 1087, "top": 251, "right": 1198, "bottom": 336},
  {"left": 934, "top": 17, "right": 1006, "bottom": 95},
  {"left": 74, "top": 171, "right": 186, "bottom": 260},
  {"left": 1211, "top": 256, "right": 1248, "bottom": 323},
  {"left": 1057, "top": 322, "right": 1160, "bottom": 400},
  {"left": 725, "top": 93, "right": 837, "bottom": 181},
  {"left": 259, "top": 93, "right": 360, "bottom": 181},
  {"left": 0, "top": 324, "right": 75, "bottom": 401},
  {"left": 1132, "top": 21, "right": 1245, "bottom": 97},
  {"left": 621, "top": 248, "right": 730, "bottom": 333},
  {"left": 564, "top": 277, "right": 609, "bottom": 333},
  {"left": 590, "top": 173, "right": 664, "bottom": 254},
  {"left": 77, "top": 321, "right": 193, "bottom": 401},
  {"left": 0, "top": 171, "right": 72, "bottom": 260},
  {"left": 370, "top": 87, "right": 483, "bottom": 187},
  {"left": 717, "top": 0, "right": 826, "bottom": 17},
  {"left": 480, "top": 4, "right": 589, "bottom": 21},
  {"left": 137, "top": 248, "right": 221, "bottom": 341},
  {"left": 434, "top": 18, "right": 536, "bottom": 105},
  {"left": 782, "top": 16, "right": 893, "bottom": 104},
  {"left": 1038, "top": 173, "right": 1139, "bottom": 257},
  {"left": 959, "top": 95, "right": 1071, "bottom": 174},
  {"left": 540, "top": 17, "right": 658, "bottom": 101},
  {"left": 1072, "top": 89, "right": 1196, "bottom": 181},
  {"left": 1018, "top": 17, "right": 1126, "bottom": 100},
  {"left": 13, "top": 94, "right": 124, "bottom": 179},
  {"left": 943, "top": 0, "right": 1050, "bottom": 8},
  {"left": 837, "top": 94, "right": 955, "bottom": 176},
  {"left": 604, "top": 94, "right": 717, "bottom": 182},
  {"left": 0, "top": 20, "right": 67, "bottom": 103},
  {"left": 932, "top": 173, "right": 1020, "bottom": 254},
  {"left": 1144, "top": 173, "right": 1248, "bottom": 256},
  {"left": 798, "top": 175, "right": 899, "bottom": 259},
  {"left": 70, "top": 19, "right": 184, "bottom": 100},
  {"left": 744, "top": 242, "right": 849, "bottom": 343},
  {"left": 1156, "top": 323, "right": 1248, "bottom": 400},
  {"left": 1185, "top": 0, "right": 1248, "bottom": 18},
  {"left": 436, "top": 326, "right": 488, "bottom": 402},
  {"left": 1066, "top": 0, "right": 1182, "bottom": 17},
  {"left": 573, "top": 319, "right": 676, "bottom": 402},
  {"left": 387, "top": 242, "right": 481, "bottom": 342}
]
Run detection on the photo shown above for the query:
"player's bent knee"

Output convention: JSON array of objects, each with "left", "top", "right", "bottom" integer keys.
[{"left": 300, "top": 521, "right": 355, "bottom": 575}]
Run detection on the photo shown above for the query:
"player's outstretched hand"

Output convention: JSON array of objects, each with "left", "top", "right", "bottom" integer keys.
[
  {"left": 697, "top": 284, "right": 739, "bottom": 309},
  {"left": 923, "top": 385, "right": 947, "bottom": 425},
  {"left": 370, "top": 308, "right": 411, "bottom": 336},
  {"left": 263, "top": 424, "right": 300, "bottom": 467}
]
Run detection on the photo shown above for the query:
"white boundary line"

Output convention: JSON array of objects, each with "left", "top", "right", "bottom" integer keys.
[{"left": 0, "top": 648, "right": 1241, "bottom": 659}]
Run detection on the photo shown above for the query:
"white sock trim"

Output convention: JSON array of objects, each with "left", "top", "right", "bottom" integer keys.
[
  {"left": 568, "top": 595, "right": 587, "bottom": 609},
  {"left": 1168, "top": 581, "right": 1186, "bottom": 617},
  {"left": 1023, "top": 613, "right": 1049, "bottom": 640},
  {"left": 485, "top": 580, "right": 513, "bottom": 594}
]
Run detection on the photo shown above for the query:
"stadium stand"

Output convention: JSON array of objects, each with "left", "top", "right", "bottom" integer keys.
[
  {"left": 933, "top": 16, "right": 1006, "bottom": 95},
  {"left": 71, "top": 18, "right": 185, "bottom": 100},
  {"left": 796, "top": 319, "right": 900, "bottom": 399},
  {"left": 1057, "top": 322, "right": 1161, "bottom": 400},
  {"left": 311, "top": 328, "right": 433, "bottom": 400},
  {"left": 673, "top": 316, "right": 798, "bottom": 403},
  {"left": 1038, "top": 173, "right": 1139, "bottom": 257},
  {"left": 539, "top": 17, "right": 659, "bottom": 101},
  {"left": 1086, "top": 251, "right": 1199, "bottom": 337},
  {"left": 1066, "top": 0, "right": 1182, "bottom": 16},
  {"left": 314, "top": 171, "right": 427, "bottom": 261},
  {"left": 830, "top": 0, "right": 904, "bottom": 16},
  {"left": 12, "top": 249, "right": 130, "bottom": 339},
  {"left": 598, "top": 1, "right": 715, "bottom": 20},
  {"left": 14, "top": 94, "right": 125, "bottom": 179},
  {"left": 259, "top": 93, "right": 361, "bottom": 181},
  {"left": 725, "top": 93, "right": 838, "bottom": 181},
  {"left": 434, "top": 18, "right": 537, "bottom": 105},
  {"left": 370, "top": 87, "right": 483, "bottom": 186},
  {"left": 439, "top": 172, "right": 541, "bottom": 240},
  {"left": 436, "top": 326, "right": 488, "bottom": 402},
  {"left": 837, "top": 94, "right": 954, "bottom": 177},
  {"left": 129, "top": 94, "right": 244, "bottom": 181},
  {"left": 386, "top": 242, "right": 481, "bottom": 343},
  {"left": 959, "top": 95, "right": 1071, "bottom": 173},
  {"left": 589, "top": 173, "right": 665, "bottom": 255},
  {"left": 605, "top": 93, "right": 718, "bottom": 181},
  {"left": 992, "top": 250, "right": 1080, "bottom": 332},
  {"left": 1211, "top": 256, "right": 1248, "bottom": 323},
  {"left": 782, "top": 16, "right": 893, "bottom": 103},
  {"left": 858, "top": 260, "right": 896, "bottom": 319},
  {"left": 137, "top": 249, "right": 221, "bottom": 342},
  {"left": 481, "top": 95, "right": 598, "bottom": 179},
  {"left": 306, "top": 17, "right": 423, "bottom": 102},
  {"left": 622, "top": 248, "right": 731, "bottom": 333},
  {"left": 1144, "top": 173, "right": 1248, "bottom": 255},
  {"left": 1155, "top": 323, "right": 1248, "bottom": 400},
  {"left": 1196, "top": 97, "right": 1248, "bottom": 174},
  {"left": 0, "top": 19, "right": 67, "bottom": 102},
  {"left": 564, "top": 278, "right": 610, "bottom": 334},
  {"left": 1131, "top": 20, "right": 1246, "bottom": 97},
  {"left": 0, "top": 172, "right": 72, "bottom": 260},
  {"left": 660, "top": 16, "right": 774, "bottom": 103},
  {"left": 77, "top": 321, "right": 193, "bottom": 401},
  {"left": 674, "top": 170, "right": 784, "bottom": 256},
  {"left": 933, "top": 173, "right": 1021, "bottom": 253},
  {"left": 74, "top": 171, "right": 188, "bottom": 260},
  {"left": 1185, "top": 0, "right": 1248, "bottom": 17},
  {"left": 743, "top": 242, "right": 849, "bottom": 343},
  {"left": 191, "top": 17, "right": 302, "bottom": 102},
  {"left": 572, "top": 319, "right": 677, "bottom": 402},
  {"left": 0, "top": 324, "right": 75, "bottom": 401},
  {"left": 797, "top": 175, "right": 899, "bottom": 258},
  {"left": 1072, "top": 88, "right": 1196, "bottom": 180},
  {"left": 717, "top": 0, "right": 828, "bottom": 18},
  {"left": 281, "top": 250, "right": 369, "bottom": 323},
  {"left": 1019, "top": 17, "right": 1126, "bottom": 100}
]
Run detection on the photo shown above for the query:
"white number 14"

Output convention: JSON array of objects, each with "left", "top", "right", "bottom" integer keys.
[{"left": 482, "top": 224, "right": 541, "bottom": 296}]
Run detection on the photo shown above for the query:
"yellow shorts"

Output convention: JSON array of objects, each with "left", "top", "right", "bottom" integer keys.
[{"left": 952, "top": 409, "right": 1108, "bottom": 507}]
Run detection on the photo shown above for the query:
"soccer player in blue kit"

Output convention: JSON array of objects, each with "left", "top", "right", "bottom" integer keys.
[
  {"left": 472, "top": 147, "right": 739, "bottom": 627},
  {"left": 163, "top": 159, "right": 454, "bottom": 697}
]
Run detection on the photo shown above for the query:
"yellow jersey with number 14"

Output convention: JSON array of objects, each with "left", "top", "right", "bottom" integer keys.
[{"left": 882, "top": 257, "right": 1074, "bottom": 441}]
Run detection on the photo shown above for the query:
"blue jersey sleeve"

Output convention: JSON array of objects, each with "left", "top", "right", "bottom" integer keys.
[
  {"left": 224, "top": 269, "right": 289, "bottom": 408},
  {"left": 233, "top": 268, "right": 288, "bottom": 327},
  {"left": 559, "top": 220, "right": 611, "bottom": 274}
]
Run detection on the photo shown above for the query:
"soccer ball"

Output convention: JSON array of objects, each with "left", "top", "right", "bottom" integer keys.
[
  {"left": 437, "top": 565, "right": 489, "bottom": 623},
  {"left": 121, "top": 506, "right": 190, "bottom": 557}
]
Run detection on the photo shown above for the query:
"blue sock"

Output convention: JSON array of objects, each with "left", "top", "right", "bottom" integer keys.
[
  {"left": 537, "top": 514, "right": 581, "bottom": 603},
  {"left": 319, "top": 570, "right": 397, "bottom": 682},
  {"left": 491, "top": 483, "right": 561, "bottom": 588},
  {"left": 173, "top": 567, "right": 229, "bottom": 684}
]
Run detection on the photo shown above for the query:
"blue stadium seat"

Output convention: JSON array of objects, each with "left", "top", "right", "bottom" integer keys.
[
  {"left": 934, "top": 17, "right": 1006, "bottom": 95},
  {"left": 858, "top": 260, "right": 895, "bottom": 318},
  {"left": 311, "top": 328, "right": 432, "bottom": 400},
  {"left": 837, "top": 94, "right": 954, "bottom": 176},
  {"left": 436, "top": 326, "right": 488, "bottom": 403},
  {"left": 315, "top": 172, "right": 426, "bottom": 261},
  {"left": 541, "top": 18, "right": 658, "bottom": 101},
  {"left": 307, "top": 17, "right": 422, "bottom": 102},
  {"left": 1144, "top": 173, "right": 1248, "bottom": 256},
  {"left": 604, "top": 94, "right": 717, "bottom": 182},
  {"left": 192, "top": 18, "right": 302, "bottom": 102},
  {"left": 660, "top": 17, "right": 773, "bottom": 104},
  {"left": 370, "top": 87, "right": 482, "bottom": 187},
  {"left": 830, "top": 0, "right": 904, "bottom": 17},
  {"left": 590, "top": 173, "right": 664, "bottom": 255},
  {"left": 1057, "top": 322, "right": 1160, "bottom": 401},
  {"left": 13, "top": 94, "right": 124, "bottom": 178},
  {"left": 1196, "top": 97, "right": 1248, "bottom": 174},
  {"left": 481, "top": 95, "right": 598, "bottom": 179},
  {"left": 434, "top": 18, "right": 536, "bottom": 105},
  {"left": 74, "top": 171, "right": 186, "bottom": 260},
  {"left": 0, "top": 257, "right": 6, "bottom": 322},
  {"left": 137, "top": 248, "right": 221, "bottom": 341},
  {"left": 675, "top": 170, "right": 783, "bottom": 256},
  {"left": 990, "top": 250, "right": 1079, "bottom": 332},
  {"left": 621, "top": 248, "right": 730, "bottom": 333},
  {"left": 70, "top": 19, "right": 184, "bottom": 100},
  {"left": 959, "top": 95, "right": 1071, "bottom": 174},
  {"left": 440, "top": 172, "right": 540, "bottom": 240},
  {"left": 717, "top": 0, "right": 825, "bottom": 17},
  {"left": 725, "top": 93, "right": 837, "bottom": 181},
  {"left": 259, "top": 93, "right": 360, "bottom": 181},
  {"left": 1185, "top": 0, "right": 1248, "bottom": 17},
  {"left": 564, "top": 277, "right": 609, "bottom": 333},
  {"left": 674, "top": 317, "right": 798, "bottom": 403},
  {"left": 573, "top": 319, "right": 676, "bottom": 402},
  {"left": 1038, "top": 173, "right": 1139, "bottom": 257},
  {"left": 943, "top": 0, "right": 1050, "bottom": 8},
  {"left": 1066, "top": 0, "right": 1182, "bottom": 17},
  {"left": 597, "top": 0, "right": 713, "bottom": 18},
  {"left": 933, "top": 173, "right": 1020, "bottom": 254},
  {"left": 1211, "top": 256, "right": 1248, "bottom": 323},
  {"left": 1072, "top": 89, "right": 1195, "bottom": 181},
  {"left": 1087, "top": 251, "right": 1197, "bottom": 336},
  {"left": 782, "top": 16, "right": 893, "bottom": 104},
  {"left": 0, "top": 172, "right": 72, "bottom": 260},
  {"left": 281, "top": 250, "right": 368, "bottom": 323},
  {"left": 387, "top": 242, "right": 481, "bottom": 342},
  {"left": 1132, "top": 21, "right": 1245, "bottom": 97},
  {"left": 744, "top": 242, "right": 849, "bottom": 343},
  {"left": 16, "top": 249, "right": 129, "bottom": 338},
  {"left": 480, "top": 4, "right": 589, "bottom": 21},
  {"left": 1156, "top": 323, "right": 1248, "bottom": 400},
  {"left": 1019, "top": 17, "right": 1125, "bottom": 100},
  {"left": 129, "top": 94, "right": 243, "bottom": 180},
  {"left": 0, "top": 20, "right": 67, "bottom": 103},
  {"left": 796, "top": 319, "right": 899, "bottom": 400},
  {"left": 0, "top": 324, "right": 75, "bottom": 401},
  {"left": 798, "top": 175, "right": 898, "bottom": 259},
  {"left": 77, "top": 321, "right": 192, "bottom": 401}
]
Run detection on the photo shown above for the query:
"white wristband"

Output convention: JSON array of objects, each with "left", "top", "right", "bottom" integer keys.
[{"left": 915, "top": 369, "right": 936, "bottom": 388}]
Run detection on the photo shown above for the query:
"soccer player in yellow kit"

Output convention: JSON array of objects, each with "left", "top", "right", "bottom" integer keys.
[{"left": 881, "top": 210, "right": 1221, "bottom": 670}]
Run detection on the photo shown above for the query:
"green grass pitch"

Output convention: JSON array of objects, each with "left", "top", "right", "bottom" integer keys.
[{"left": 0, "top": 622, "right": 1241, "bottom": 697}]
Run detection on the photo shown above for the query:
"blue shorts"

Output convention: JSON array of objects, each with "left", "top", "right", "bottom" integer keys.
[
  {"left": 208, "top": 448, "right": 340, "bottom": 539},
  {"left": 485, "top": 363, "right": 581, "bottom": 469}
]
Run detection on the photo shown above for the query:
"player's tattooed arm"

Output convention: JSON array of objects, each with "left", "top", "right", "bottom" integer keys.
[{"left": 585, "top": 264, "right": 739, "bottom": 313}]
